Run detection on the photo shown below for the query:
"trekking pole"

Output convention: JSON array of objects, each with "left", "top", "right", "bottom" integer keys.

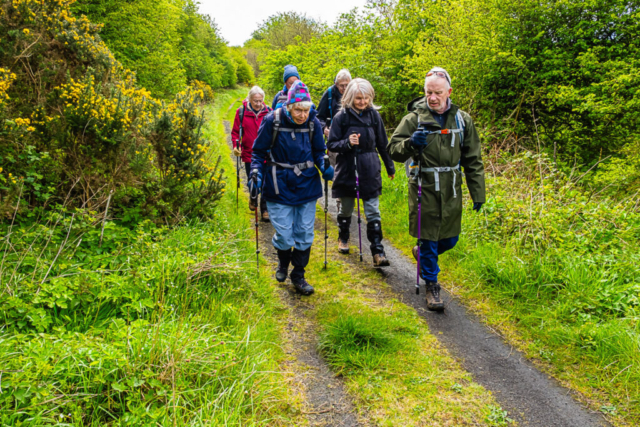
[
  {"left": 323, "top": 154, "right": 330, "bottom": 269},
  {"left": 416, "top": 144, "right": 423, "bottom": 295},
  {"left": 236, "top": 145, "right": 240, "bottom": 214},
  {"left": 250, "top": 169, "right": 260, "bottom": 274},
  {"left": 354, "top": 146, "right": 363, "bottom": 262}
]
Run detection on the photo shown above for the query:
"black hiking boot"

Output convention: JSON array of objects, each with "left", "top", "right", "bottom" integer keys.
[
  {"left": 367, "top": 221, "right": 389, "bottom": 267},
  {"left": 425, "top": 282, "right": 445, "bottom": 311},
  {"left": 290, "top": 248, "right": 313, "bottom": 296},
  {"left": 276, "top": 248, "right": 292, "bottom": 283},
  {"left": 291, "top": 276, "right": 314, "bottom": 296},
  {"left": 337, "top": 216, "right": 351, "bottom": 254}
]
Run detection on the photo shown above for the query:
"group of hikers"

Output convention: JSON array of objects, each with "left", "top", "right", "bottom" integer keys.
[{"left": 231, "top": 64, "right": 485, "bottom": 311}]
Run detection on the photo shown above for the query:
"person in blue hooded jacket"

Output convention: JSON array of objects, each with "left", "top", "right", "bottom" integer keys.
[
  {"left": 271, "top": 64, "right": 300, "bottom": 110},
  {"left": 251, "top": 81, "right": 334, "bottom": 296}
]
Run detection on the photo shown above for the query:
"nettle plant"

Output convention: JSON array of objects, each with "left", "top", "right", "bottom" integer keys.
[{"left": 0, "top": 0, "right": 224, "bottom": 224}]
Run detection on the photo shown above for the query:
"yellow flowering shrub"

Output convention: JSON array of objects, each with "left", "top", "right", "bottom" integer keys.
[{"left": 0, "top": 0, "right": 223, "bottom": 222}]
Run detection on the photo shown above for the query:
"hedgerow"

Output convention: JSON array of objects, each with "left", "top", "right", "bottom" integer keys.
[{"left": 0, "top": 0, "right": 225, "bottom": 224}]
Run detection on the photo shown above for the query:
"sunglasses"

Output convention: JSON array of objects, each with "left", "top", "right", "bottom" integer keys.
[{"left": 426, "top": 70, "right": 451, "bottom": 84}]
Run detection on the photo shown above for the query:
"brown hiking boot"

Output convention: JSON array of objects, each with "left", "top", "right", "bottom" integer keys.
[
  {"left": 338, "top": 239, "right": 350, "bottom": 254},
  {"left": 373, "top": 253, "right": 390, "bottom": 267},
  {"left": 261, "top": 211, "right": 270, "bottom": 222},
  {"left": 425, "top": 282, "right": 445, "bottom": 311},
  {"left": 249, "top": 198, "right": 257, "bottom": 211},
  {"left": 412, "top": 245, "right": 419, "bottom": 261}
]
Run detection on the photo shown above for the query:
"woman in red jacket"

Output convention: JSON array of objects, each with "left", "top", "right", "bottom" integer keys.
[{"left": 231, "top": 86, "right": 272, "bottom": 220}]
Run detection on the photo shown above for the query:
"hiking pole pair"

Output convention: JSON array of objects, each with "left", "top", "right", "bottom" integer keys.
[
  {"left": 250, "top": 169, "right": 260, "bottom": 274},
  {"left": 323, "top": 154, "right": 330, "bottom": 269}
]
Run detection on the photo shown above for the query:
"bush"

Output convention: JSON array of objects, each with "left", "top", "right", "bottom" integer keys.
[{"left": 0, "top": 0, "right": 225, "bottom": 224}]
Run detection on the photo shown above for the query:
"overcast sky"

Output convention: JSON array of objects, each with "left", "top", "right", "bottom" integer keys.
[{"left": 198, "top": 0, "right": 368, "bottom": 46}]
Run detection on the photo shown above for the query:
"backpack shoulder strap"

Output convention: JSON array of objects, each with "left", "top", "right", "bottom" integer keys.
[
  {"left": 328, "top": 87, "right": 333, "bottom": 119},
  {"left": 271, "top": 109, "right": 281, "bottom": 149},
  {"left": 309, "top": 118, "right": 315, "bottom": 142},
  {"left": 455, "top": 110, "right": 465, "bottom": 147}
]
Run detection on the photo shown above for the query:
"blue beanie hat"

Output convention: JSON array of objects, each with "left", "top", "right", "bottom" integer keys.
[{"left": 283, "top": 64, "right": 300, "bottom": 83}]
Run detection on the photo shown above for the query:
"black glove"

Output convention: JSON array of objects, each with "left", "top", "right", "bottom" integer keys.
[
  {"left": 249, "top": 170, "right": 262, "bottom": 195},
  {"left": 410, "top": 130, "right": 428, "bottom": 148},
  {"left": 473, "top": 202, "right": 484, "bottom": 212}
]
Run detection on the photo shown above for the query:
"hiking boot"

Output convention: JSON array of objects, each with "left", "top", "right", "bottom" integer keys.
[
  {"left": 261, "top": 210, "right": 270, "bottom": 222},
  {"left": 249, "top": 198, "right": 257, "bottom": 212},
  {"left": 366, "top": 220, "right": 386, "bottom": 260},
  {"left": 276, "top": 249, "right": 292, "bottom": 283},
  {"left": 425, "top": 282, "right": 445, "bottom": 311},
  {"left": 290, "top": 248, "right": 312, "bottom": 295},
  {"left": 337, "top": 216, "right": 351, "bottom": 253},
  {"left": 291, "top": 277, "right": 314, "bottom": 296},
  {"left": 412, "top": 245, "right": 419, "bottom": 261},
  {"left": 373, "top": 253, "right": 390, "bottom": 267}
]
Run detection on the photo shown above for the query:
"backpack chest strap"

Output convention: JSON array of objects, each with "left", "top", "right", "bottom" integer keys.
[
  {"left": 410, "top": 164, "right": 461, "bottom": 197},
  {"left": 268, "top": 160, "right": 315, "bottom": 195}
]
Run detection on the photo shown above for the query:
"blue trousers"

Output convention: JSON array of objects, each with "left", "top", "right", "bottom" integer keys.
[
  {"left": 419, "top": 236, "right": 459, "bottom": 282},
  {"left": 267, "top": 201, "right": 317, "bottom": 251}
]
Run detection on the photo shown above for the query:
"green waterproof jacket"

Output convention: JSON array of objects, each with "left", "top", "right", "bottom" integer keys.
[{"left": 388, "top": 97, "right": 485, "bottom": 241}]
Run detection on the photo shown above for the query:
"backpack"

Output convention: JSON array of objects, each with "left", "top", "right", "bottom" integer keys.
[{"left": 268, "top": 109, "right": 317, "bottom": 195}]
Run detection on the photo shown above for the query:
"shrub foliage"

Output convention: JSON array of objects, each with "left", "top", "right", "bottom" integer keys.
[{"left": 0, "top": 0, "right": 226, "bottom": 223}]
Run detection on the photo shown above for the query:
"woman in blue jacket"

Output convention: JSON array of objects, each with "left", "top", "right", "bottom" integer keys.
[{"left": 251, "top": 81, "right": 334, "bottom": 295}]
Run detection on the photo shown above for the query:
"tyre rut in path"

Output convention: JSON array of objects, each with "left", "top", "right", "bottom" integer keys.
[
  {"left": 223, "top": 121, "right": 364, "bottom": 427},
  {"left": 321, "top": 193, "right": 609, "bottom": 427}
]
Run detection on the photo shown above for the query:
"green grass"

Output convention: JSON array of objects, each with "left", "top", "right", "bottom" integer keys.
[
  {"left": 377, "top": 151, "right": 640, "bottom": 426},
  {"left": 0, "top": 88, "right": 299, "bottom": 425}
]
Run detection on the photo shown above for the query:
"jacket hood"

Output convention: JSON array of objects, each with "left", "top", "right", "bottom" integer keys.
[{"left": 407, "top": 96, "right": 428, "bottom": 113}]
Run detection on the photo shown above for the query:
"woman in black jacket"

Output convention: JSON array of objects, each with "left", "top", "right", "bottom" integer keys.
[{"left": 327, "top": 78, "right": 396, "bottom": 266}]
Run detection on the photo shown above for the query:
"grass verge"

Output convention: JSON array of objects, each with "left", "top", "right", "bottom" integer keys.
[
  {"left": 0, "top": 88, "right": 299, "bottom": 425},
  {"left": 378, "top": 152, "right": 639, "bottom": 426}
]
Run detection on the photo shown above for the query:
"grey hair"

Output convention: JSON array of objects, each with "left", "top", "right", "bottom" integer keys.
[
  {"left": 335, "top": 69, "right": 352, "bottom": 83},
  {"left": 246, "top": 85, "right": 265, "bottom": 102},
  {"left": 286, "top": 101, "right": 313, "bottom": 111},
  {"left": 424, "top": 67, "right": 451, "bottom": 90},
  {"left": 340, "top": 78, "right": 380, "bottom": 112}
]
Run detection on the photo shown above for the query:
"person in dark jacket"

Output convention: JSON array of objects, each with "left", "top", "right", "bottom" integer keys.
[
  {"left": 251, "top": 81, "right": 334, "bottom": 296},
  {"left": 317, "top": 69, "right": 352, "bottom": 138},
  {"left": 231, "top": 86, "right": 272, "bottom": 220},
  {"left": 388, "top": 67, "right": 486, "bottom": 311},
  {"left": 317, "top": 69, "right": 352, "bottom": 211},
  {"left": 271, "top": 64, "right": 300, "bottom": 110},
  {"left": 327, "top": 78, "right": 396, "bottom": 267}
]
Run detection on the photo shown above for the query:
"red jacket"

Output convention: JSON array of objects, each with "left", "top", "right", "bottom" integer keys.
[{"left": 231, "top": 101, "right": 271, "bottom": 163}]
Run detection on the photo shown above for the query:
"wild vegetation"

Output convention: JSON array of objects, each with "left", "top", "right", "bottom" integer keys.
[{"left": 0, "top": 0, "right": 254, "bottom": 223}]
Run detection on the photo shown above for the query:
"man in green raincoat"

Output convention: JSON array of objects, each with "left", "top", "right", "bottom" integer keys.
[{"left": 388, "top": 67, "right": 485, "bottom": 311}]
